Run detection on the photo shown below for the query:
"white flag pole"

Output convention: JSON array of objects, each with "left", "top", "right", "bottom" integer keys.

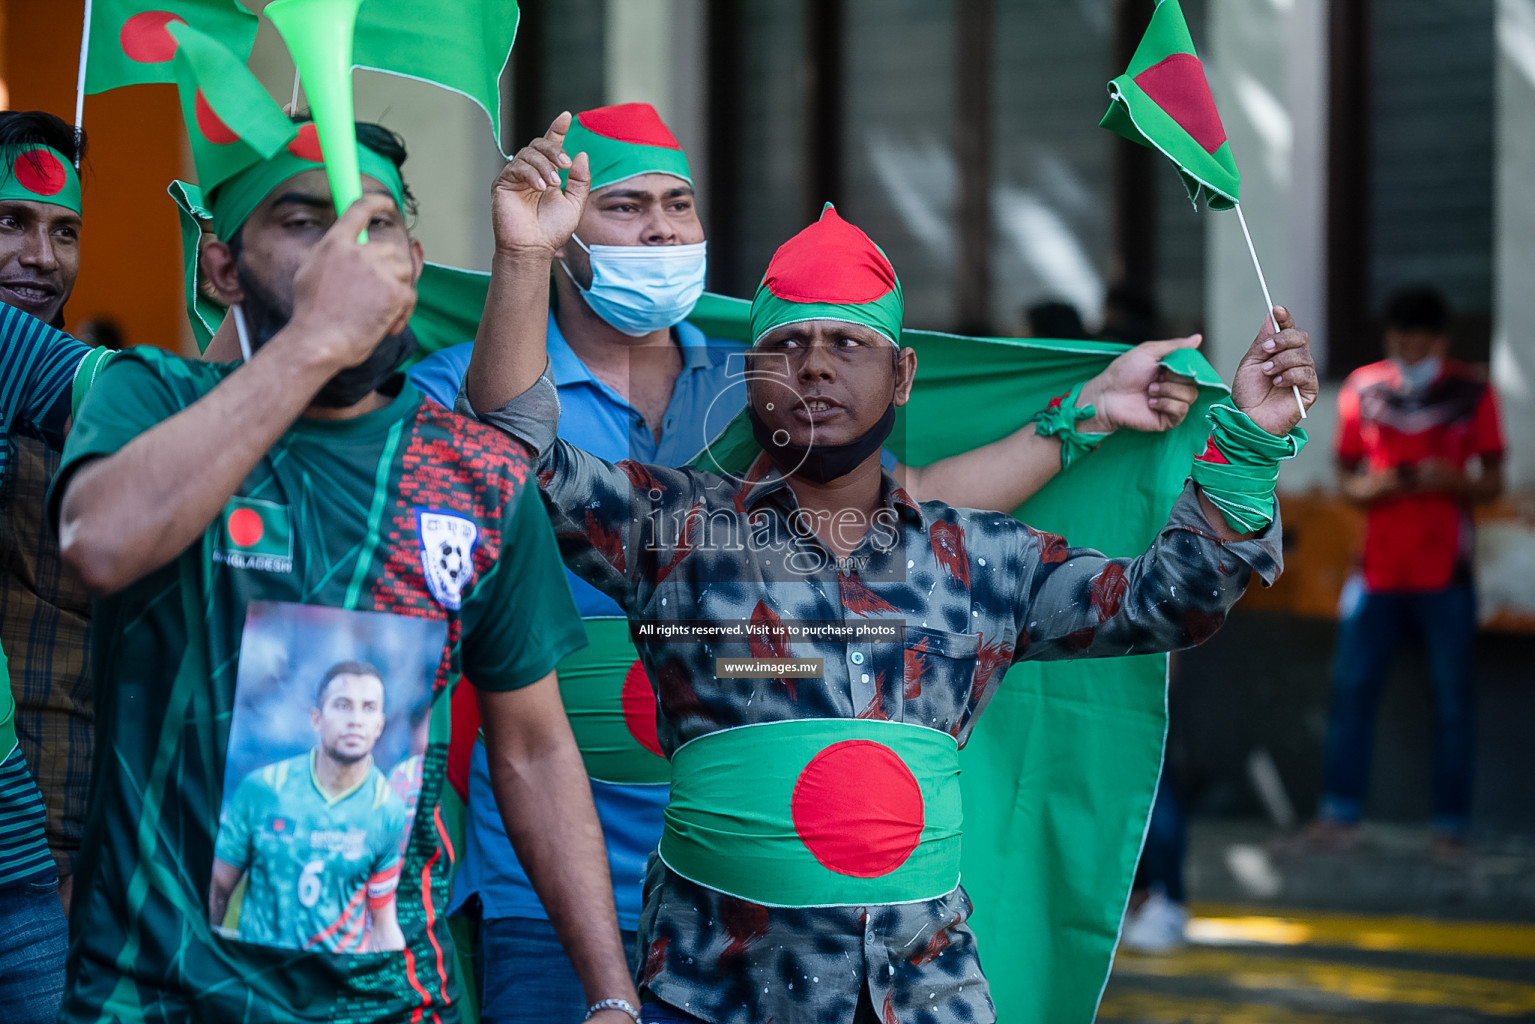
[
  {"left": 291, "top": 70, "right": 302, "bottom": 113},
  {"left": 73, "top": 0, "right": 94, "bottom": 164},
  {"left": 1235, "top": 203, "right": 1307, "bottom": 419}
]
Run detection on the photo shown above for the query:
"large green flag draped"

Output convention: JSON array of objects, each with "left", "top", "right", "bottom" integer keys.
[
  {"left": 687, "top": 292, "right": 1225, "bottom": 1024},
  {"left": 352, "top": 0, "right": 520, "bottom": 154},
  {"left": 83, "top": 0, "right": 259, "bottom": 95},
  {"left": 1101, "top": 0, "right": 1239, "bottom": 210}
]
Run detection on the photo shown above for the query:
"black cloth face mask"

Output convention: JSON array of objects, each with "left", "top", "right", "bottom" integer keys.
[
  {"left": 237, "top": 261, "right": 417, "bottom": 407},
  {"left": 749, "top": 400, "right": 896, "bottom": 485},
  {"left": 310, "top": 327, "right": 417, "bottom": 407}
]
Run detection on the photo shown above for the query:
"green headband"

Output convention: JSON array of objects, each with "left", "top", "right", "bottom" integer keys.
[
  {"left": 208, "top": 144, "right": 406, "bottom": 241},
  {"left": 0, "top": 146, "right": 82, "bottom": 214},
  {"left": 171, "top": 143, "right": 408, "bottom": 350}
]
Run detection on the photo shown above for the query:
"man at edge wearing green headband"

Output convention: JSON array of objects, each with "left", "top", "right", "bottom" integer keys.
[
  {"left": 0, "top": 109, "right": 101, "bottom": 1024},
  {"left": 46, "top": 121, "right": 641, "bottom": 1024},
  {"left": 454, "top": 120, "right": 1316, "bottom": 1023}
]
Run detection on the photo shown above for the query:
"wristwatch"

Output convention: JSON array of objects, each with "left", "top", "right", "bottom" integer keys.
[{"left": 585, "top": 998, "right": 642, "bottom": 1023}]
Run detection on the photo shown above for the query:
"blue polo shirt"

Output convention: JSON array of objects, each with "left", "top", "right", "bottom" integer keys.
[{"left": 409, "top": 313, "right": 746, "bottom": 928}]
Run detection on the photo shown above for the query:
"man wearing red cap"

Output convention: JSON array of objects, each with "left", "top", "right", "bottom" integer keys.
[
  {"left": 450, "top": 116, "right": 1317, "bottom": 1023},
  {"left": 412, "top": 105, "right": 1205, "bottom": 1021}
]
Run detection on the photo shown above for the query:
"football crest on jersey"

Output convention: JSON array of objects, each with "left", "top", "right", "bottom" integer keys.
[{"left": 415, "top": 509, "right": 479, "bottom": 610}]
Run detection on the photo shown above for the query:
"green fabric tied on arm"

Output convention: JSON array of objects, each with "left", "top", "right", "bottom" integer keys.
[
  {"left": 1190, "top": 403, "right": 1307, "bottom": 532},
  {"left": 1030, "top": 381, "right": 1109, "bottom": 471},
  {"left": 660, "top": 719, "right": 963, "bottom": 908}
]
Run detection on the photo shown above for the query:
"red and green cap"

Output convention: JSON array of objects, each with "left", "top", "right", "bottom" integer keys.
[
  {"left": 560, "top": 102, "right": 691, "bottom": 192},
  {"left": 0, "top": 146, "right": 82, "bottom": 215},
  {"left": 749, "top": 204, "right": 904, "bottom": 346}
]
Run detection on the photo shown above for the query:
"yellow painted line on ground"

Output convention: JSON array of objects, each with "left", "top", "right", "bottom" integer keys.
[
  {"left": 1186, "top": 903, "right": 1535, "bottom": 960},
  {"left": 1098, "top": 989, "right": 1376, "bottom": 1024},
  {"left": 1113, "top": 947, "right": 1535, "bottom": 1016}
]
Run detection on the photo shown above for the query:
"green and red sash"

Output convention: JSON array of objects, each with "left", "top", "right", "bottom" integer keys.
[
  {"left": 659, "top": 719, "right": 963, "bottom": 907},
  {"left": 556, "top": 617, "right": 669, "bottom": 785}
]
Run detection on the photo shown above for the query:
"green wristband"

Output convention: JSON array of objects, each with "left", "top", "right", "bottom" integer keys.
[
  {"left": 1190, "top": 404, "right": 1307, "bottom": 533},
  {"left": 1031, "top": 381, "right": 1109, "bottom": 471}
]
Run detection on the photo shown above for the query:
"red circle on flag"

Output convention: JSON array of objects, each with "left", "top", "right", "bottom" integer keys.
[
  {"left": 194, "top": 90, "right": 240, "bottom": 145},
  {"left": 288, "top": 124, "right": 324, "bottom": 163},
  {"left": 120, "top": 11, "right": 187, "bottom": 64},
  {"left": 790, "top": 740, "right": 924, "bottom": 878},
  {"left": 13, "top": 150, "right": 68, "bottom": 197},
  {"left": 620, "top": 660, "right": 663, "bottom": 757},
  {"left": 227, "top": 508, "right": 264, "bottom": 548}
]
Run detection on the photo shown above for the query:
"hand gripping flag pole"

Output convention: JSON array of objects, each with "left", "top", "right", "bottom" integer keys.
[
  {"left": 1236, "top": 204, "right": 1307, "bottom": 419},
  {"left": 1101, "top": 0, "right": 1305, "bottom": 419}
]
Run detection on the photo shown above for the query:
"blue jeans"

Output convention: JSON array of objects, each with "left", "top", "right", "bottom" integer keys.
[
  {"left": 1135, "top": 767, "right": 1186, "bottom": 904},
  {"left": 1321, "top": 584, "right": 1477, "bottom": 836},
  {"left": 0, "top": 877, "right": 68, "bottom": 1024},
  {"left": 477, "top": 915, "right": 637, "bottom": 1024},
  {"left": 642, "top": 1004, "right": 705, "bottom": 1023}
]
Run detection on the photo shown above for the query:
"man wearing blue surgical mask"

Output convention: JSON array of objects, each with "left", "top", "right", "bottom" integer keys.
[{"left": 409, "top": 105, "right": 1205, "bottom": 1024}]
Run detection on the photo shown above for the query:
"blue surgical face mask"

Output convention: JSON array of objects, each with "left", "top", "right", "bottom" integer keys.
[
  {"left": 1393, "top": 354, "right": 1442, "bottom": 393},
  {"left": 560, "top": 235, "right": 708, "bottom": 337}
]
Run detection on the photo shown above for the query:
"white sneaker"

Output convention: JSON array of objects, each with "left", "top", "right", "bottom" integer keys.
[{"left": 1121, "top": 891, "right": 1189, "bottom": 953}]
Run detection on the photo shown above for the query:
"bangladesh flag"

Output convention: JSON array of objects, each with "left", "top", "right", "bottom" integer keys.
[
  {"left": 167, "top": 19, "right": 299, "bottom": 195},
  {"left": 83, "top": 0, "right": 258, "bottom": 95},
  {"left": 352, "top": 0, "right": 520, "bottom": 154},
  {"left": 216, "top": 496, "right": 292, "bottom": 562},
  {"left": 1101, "top": 0, "right": 1239, "bottom": 210}
]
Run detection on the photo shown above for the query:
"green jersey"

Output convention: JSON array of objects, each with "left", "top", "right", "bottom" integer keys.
[
  {"left": 214, "top": 752, "right": 409, "bottom": 954},
  {"left": 50, "top": 349, "right": 586, "bottom": 1024}
]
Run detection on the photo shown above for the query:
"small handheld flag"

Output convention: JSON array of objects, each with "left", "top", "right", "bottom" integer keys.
[
  {"left": 1101, "top": 0, "right": 1237, "bottom": 209},
  {"left": 167, "top": 21, "right": 300, "bottom": 197},
  {"left": 1102, "top": 0, "right": 1305, "bottom": 418},
  {"left": 76, "top": 0, "right": 260, "bottom": 138}
]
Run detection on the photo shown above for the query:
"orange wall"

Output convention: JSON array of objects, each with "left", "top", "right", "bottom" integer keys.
[{"left": 3, "top": 0, "right": 185, "bottom": 350}]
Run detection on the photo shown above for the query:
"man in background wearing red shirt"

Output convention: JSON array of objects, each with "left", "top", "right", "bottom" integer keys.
[{"left": 1312, "top": 285, "right": 1504, "bottom": 853}]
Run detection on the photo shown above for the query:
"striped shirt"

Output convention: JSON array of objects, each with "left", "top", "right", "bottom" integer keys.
[
  {"left": 2, "top": 643, "right": 56, "bottom": 887},
  {"left": 1, "top": 302, "right": 88, "bottom": 888}
]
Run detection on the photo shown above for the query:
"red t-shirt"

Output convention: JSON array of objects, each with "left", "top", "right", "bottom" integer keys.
[{"left": 1335, "top": 359, "right": 1504, "bottom": 592}]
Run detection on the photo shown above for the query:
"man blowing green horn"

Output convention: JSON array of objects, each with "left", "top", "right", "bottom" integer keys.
[
  {"left": 48, "top": 115, "right": 640, "bottom": 1024},
  {"left": 451, "top": 112, "right": 1318, "bottom": 1024}
]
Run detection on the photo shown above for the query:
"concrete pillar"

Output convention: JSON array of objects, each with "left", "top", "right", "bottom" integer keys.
[
  {"left": 1493, "top": 0, "right": 1535, "bottom": 489},
  {"left": 603, "top": 0, "right": 709, "bottom": 195},
  {"left": 1206, "top": 0, "right": 1332, "bottom": 489}
]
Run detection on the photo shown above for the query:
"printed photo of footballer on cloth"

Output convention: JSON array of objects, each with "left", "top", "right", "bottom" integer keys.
[{"left": 208, "top": 601, "right": 445, "bottom": 954}]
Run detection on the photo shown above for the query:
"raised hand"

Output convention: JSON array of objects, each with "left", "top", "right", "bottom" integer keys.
[
  {"left": 288, "top": 194, "right": 416, "bottom": 368},
  {"left": 1231, "top": 306, "right": 1318, "bottom": 435},
  {"left": 1078, "top": 335, "right": 1203, "bottom": 434},
  {"left": 490, "top": 112, "right": 592, "bottom": 259}
]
